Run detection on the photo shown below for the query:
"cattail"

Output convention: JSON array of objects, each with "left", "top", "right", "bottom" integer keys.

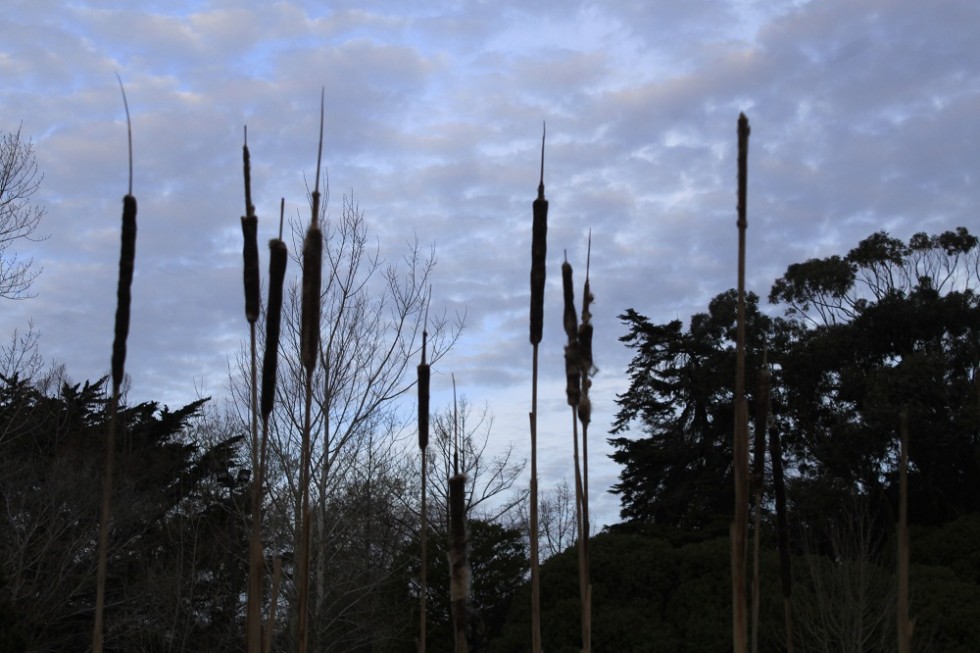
[
  {"left": 562, "top": 260, "right": 581, "bottom": 407},
  {"left": 418, "top": 361, "right": 430, "bottom": 450},
  {"left": 95, "top": 74, "right": 136, "bottom": 653},
  {"left": 448, "top": 473, "right": 469, "bottom": 653},
  {"left": 530, "top": 124, "right": 548, "bottom": 345},
  {"left": 112, "top": 194, "right": 137, "bottom": 393},
  {"left": 261, "top": 236, "right": 287, "bottom": 420},
  {"left": 242, "top": 129, "right": 260, "bottom": 323},
  {"left": 561, "top": 259, "right": 577, "bottom": 342},
  {"left": 300, "top": 225, "right": 322, "bottom": 374},
  {"left": 732, "top": 111, "right": 751, "bottom": 653}
]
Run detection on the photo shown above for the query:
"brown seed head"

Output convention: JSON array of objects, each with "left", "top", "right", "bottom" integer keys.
[
  {"left": 261, "top": 239, "right": 288, "bottom": 420},
  {"left": 241, "top": 215, "right": 260, "bottom": 323},
  {"left": 300, "top": 225, "right": 323, "bottom": 375},
  {"left": 111, "top": 194, "right": 137, "bottom": 393}
]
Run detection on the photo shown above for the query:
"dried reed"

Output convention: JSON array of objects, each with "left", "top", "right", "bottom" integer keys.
[
  {"left": 418, "top": 316, "right": 431, "bottom": 653},
  {"left": 93, "top": 76, "right": 137, "bottom": 653},
  {"left": 527, "top": 123, "right": 547, "bottom": 653},
  {"left": 897, "top": 408, "right": 912, "bottom": 653},
  {"left": 768, "top": 405, "right": 794, "bottom": 652},
  {"left": 577, "top": 236, "right": 595, "bottom": 652},
  {"left": 562, "top": 257, "right": 590, "bottom": 653},
  {"left": 297, "top": 90, "right": 326, "bottom": 653},
  {"left": 448, "top": 472, "right": 469, "bottom": 653},
  {"left": 731, "top": 112, "right": 751, "bottom": 653},
  {"left": 241, "top": 126, "right": 264, "bottom": 653},
  {"left": 750, "top": 353, "right": 770, "bottom": 653}
]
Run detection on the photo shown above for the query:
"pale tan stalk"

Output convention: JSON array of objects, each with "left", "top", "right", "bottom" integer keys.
[
  {"left": 750, "top": 353, "right": 770, "bottom": 653},
  {"left": 732, "top": 112, "right": 751, "bottom": 653},
  {"left": 898, "top": 408, "right": 912, "bottom": 653},
  {"left": 265, "top": 555, "right": 283, "bottom": 653}
]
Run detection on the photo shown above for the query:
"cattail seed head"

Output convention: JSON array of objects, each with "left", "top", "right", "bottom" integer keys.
[
  {"left": 261, "top": 239, "right": 288, "bottom": 420},
  {"left": 530, "top": 127, "right": 548, "bottom": 346},
  {"left": 241, "top": 215, "right": 260, "bottom": 323},
  {"left": 300, "top": 225, "right": 323, "bottom": 374},
  {"left": 111, "top": 194, "right": 137, "bottom": 393},
  {"left": 564, "top": 341, "right": 581, "bottom": 407},
  {"left": 448, "top": 473, "right": 469, "bottom": 600},
  {"left": 417, "top": 363, "right": 430, "bottom": 450},
  {"left": 562, "top": 261, "right": 577, "bottom": 342}
]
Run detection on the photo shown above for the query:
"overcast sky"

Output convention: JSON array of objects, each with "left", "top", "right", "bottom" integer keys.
[{"left": 2, "top": 0, "right": 978, "bottom": 528}]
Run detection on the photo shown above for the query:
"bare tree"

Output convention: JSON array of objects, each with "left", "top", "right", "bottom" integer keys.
[
  {"left": 426, "top": 398, "right": 527, "bottom": 530},
  {"left": 794, "top": 492, "right": 895, "bottom": 653},
  {"left": 0, "top": 125, "right": 46, "bottom": 299},
  {"left": 522, "top": 478, "right": 577, "bottom": 560},
  {"left": 232, "top": 189, "right": 462, "bottom": 651}
]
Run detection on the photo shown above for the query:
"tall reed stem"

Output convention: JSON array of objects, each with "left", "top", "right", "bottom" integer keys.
[
  {"left": 562, "top": 258, "right": 590, "bottom": 653},
  {"left": 418, "top": 320, "right": 431, "bottom": 653},
  {"left": 242, "top": 125, "right": 264, "bottom": 653},
  {"left": 897, "top": 408, "right": 911, "bottom": 653},
  {"left": 297, "top": 90, "right": 325, "bottom": 653},
  {"left": 93, "top": 77, "right": 136, "bottom": 653},
  {"left": 528, "top": 123, "right": 547, "bottom": 653},
  {"left": 731, "top": 112, "right": 751, "bottom": 653}
]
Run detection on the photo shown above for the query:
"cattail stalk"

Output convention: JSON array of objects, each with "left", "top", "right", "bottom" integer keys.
[
  {"left": 242, "top": 126, "right": 265, "bottom": 653},
  {"left": 93, "top": 77, "right": 136, "bottom": 653},
  {"left": 527, "top": 123, "right": 547, "bottom": 653},
  {"left": 265, "top": 555, "right": 283, "bottom": 653},
  {"left": 418, "top": 322, "right": 430, "bottom": 653},
  {"left": 768, "top": 414, "right": 794, "bottom": 652},
  {"left": 577, "top": 236, "right": 595, "bottom": 651},
  {"left": 898, "top": 408, "right": 912, "bottom": 653},
  {"left": 750, "top": 354, "right": 770, "bottom": 653},
  {"left": 732, "top": 112, "right": 751, "bottom": 653},
  {"left": 449, "top": 473, "right": 469, "bottom": 653},
  {"left": 297, "top": 90, "right": 325, "bottom": 653},
  {"left": 562, "top": 258, "right": 590, "bottom": 653}
]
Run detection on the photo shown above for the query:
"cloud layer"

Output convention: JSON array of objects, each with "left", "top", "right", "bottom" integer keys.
[{"left": 2, "top": 0, "right": 978, "bottom": 527}]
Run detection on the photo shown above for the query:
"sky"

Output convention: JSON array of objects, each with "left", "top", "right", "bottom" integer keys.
[{"left": 2, "top": 0, "right": 978, "bottom": 529}]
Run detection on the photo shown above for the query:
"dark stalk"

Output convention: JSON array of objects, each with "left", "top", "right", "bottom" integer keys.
[
  {"left": 732, "top": 112, "right": 751, "bottom": 653},
  {"left": 94, "top": 76, "right": 137, "bottom": 653},
  {"left": 528, "top": 123, "right": 547, "bottom": 653},
  {"left": 297, "top": 90, "right": 325, "bottom": 653}
]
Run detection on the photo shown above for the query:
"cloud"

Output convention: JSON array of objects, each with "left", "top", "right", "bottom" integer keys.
[{"left": 2, "top": 0, "right": 979, "bottom": 529}]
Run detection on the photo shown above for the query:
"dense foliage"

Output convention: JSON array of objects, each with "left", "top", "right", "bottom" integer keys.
[
  {"left": 0, "top": 374, "right": 247, "bottom": 652},
  {"left": 611, "top": 227, "right": 980, "bottom": 531}
]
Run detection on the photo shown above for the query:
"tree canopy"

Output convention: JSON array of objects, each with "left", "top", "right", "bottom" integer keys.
[{"left": 610, "top": 227, "right": 980, "bottom": 530}]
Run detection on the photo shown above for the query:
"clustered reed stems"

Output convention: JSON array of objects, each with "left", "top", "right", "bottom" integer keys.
[
  {"left": 731, "top": 112, "right": 751, "bottom": 653},
  {"left": 448, "top": 471, "right": 469, "bottom": 653},
  {"left": 577, "top": 236, "right": 594, "bottom": 650},
  {"left": 258, "top": 209, "right": 287, "bottom": 653},
  {"left": 768, "top": 401, "right": 794, "bottom": 652},
  {"left": 297, "top": 90, "right": 326, "bottom": 653},
  {"left": 241, "top": 125, "right": 264, "bottom": 653},
  {"left": 897, "top": 408, "right": 911, "bottom": 653},
  {"left": 527, "top": 123, "right": 547, "bottom": 653},
  {"left": 93, "top": 76, "right": 137, "bottom": 653},
  {"left": 750, "top": 352, "right": 770, "bottom": 653},
  {"left": 562, "top": 256, "right": 591, "bottom": 653},
  {"left": 418, "top": 318, "right": 430, "bottom": 653}
]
